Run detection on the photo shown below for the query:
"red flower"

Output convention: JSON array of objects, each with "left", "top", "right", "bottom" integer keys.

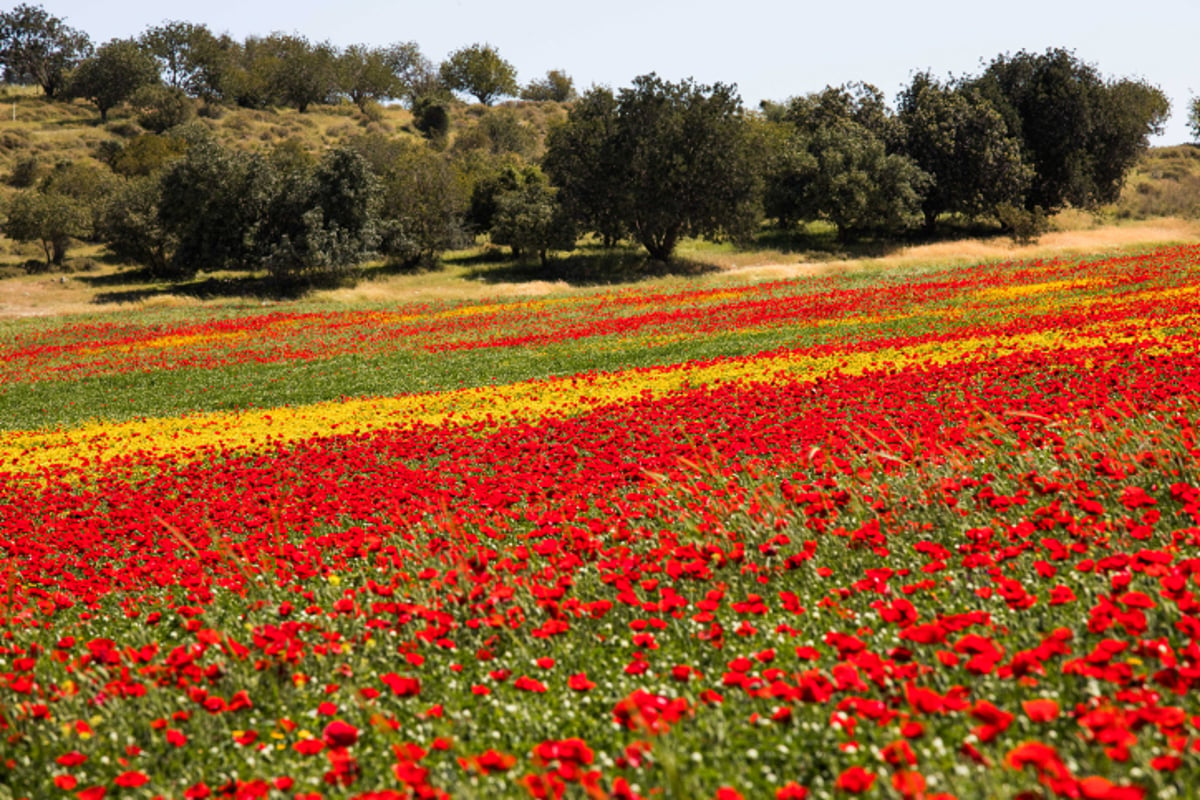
[
  {"left": 381, "top": 673, "right": 421, "bottom": 697},
  {"left": 464, "top": 749, "right": 516, "bottom": 775},
  {"left": 294, "top": 738, "right": 326, "bottom": 756},
  {"left": 113, "top": 772, "right": 149, "bottom": 788},
  {"left": 514, "top": 675, "right": 548, "bottom": 693},
  {"left": 892, "top": 770, "right": 926, "bottom": 798},
  {"left": 323, "top": 720, "right": 359, "bottom": 748},
  {"left": 1022, "top": 699, "right": 1060, "bottom": 723},
  {"left": 567, "top": 672, "right": 596, "bottom": 691},
  {"left": 835, "top": 766, "right": 876, "bottom": 794}
]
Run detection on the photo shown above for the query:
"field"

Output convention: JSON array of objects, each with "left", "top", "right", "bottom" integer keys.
[{"left": 3, "top": 239, "right": 1200, "bottom": 800}]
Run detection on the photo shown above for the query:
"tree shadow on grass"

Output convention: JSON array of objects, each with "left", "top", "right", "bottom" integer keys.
[
  {"left": 461, "top": 246, "right": 721, "bottom": 287},
  {"left": 79, "top": 269, "right": 307, "bottom": 304},
  {"left": 755, "top": 218, "right": 1008, "bottom": 260}
]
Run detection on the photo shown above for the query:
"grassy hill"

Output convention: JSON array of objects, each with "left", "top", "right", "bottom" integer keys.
[{"left": 0, "top": 85, "right": 1196, "bottom": 310}]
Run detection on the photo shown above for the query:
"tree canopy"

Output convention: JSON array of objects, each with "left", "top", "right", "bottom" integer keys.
[
  {"left": 896, "top": 72, "right": 1031, "bottom": 230},
  {"left": 439, "top": 43, "right": 517, "bottom": 106},
  {"left": 546, "top": 74, "right": 759, "bottom": 261},
  {"left": 68, "top": 38, "right": 160, "bottom": 121},
  {"left": 971, "top": 48, "right": 1169, "bottom": 211},
  {"left": 0, "top": 2, "right": 91, "bottom": 97}
]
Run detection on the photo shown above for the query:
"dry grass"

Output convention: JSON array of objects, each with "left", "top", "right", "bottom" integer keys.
[
  {"left": 3, "top": 218, "right": 1195, "bottom": 319},
  {"left": 711, "top": 218, "right": 1200, "bottom": 283}
]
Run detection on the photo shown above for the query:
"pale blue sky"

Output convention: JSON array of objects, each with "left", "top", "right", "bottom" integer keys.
[{"left": 44, "top": 0, "right": 1199, "bottom": 144}]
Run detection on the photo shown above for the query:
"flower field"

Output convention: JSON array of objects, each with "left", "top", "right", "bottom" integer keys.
[{"left": 3, "top": 245, "right": 1200, "bottom": 799}]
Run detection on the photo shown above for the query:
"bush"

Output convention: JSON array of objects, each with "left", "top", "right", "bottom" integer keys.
[
  {"left": 7, "top": 155, "right": 42, "bottom": 187},
  {"left": 412, "top": 97, "right": 450, "bottom": 145},
  {"left": 997, "top": 203, "right": 1049, "bottom": 244},
  {"left": 131, "top": 85, "right": 196, "bottom": 133}
]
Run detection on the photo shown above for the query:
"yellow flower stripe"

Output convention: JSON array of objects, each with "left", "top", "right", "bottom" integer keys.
[
  {"left": 2, "top": 315, "right": 1193, "bottom": 478},
  {"left": 973, "top": 279, "right": 1101, "bottom": 303}
]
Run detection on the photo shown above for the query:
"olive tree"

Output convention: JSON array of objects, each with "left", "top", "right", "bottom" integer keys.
[
  {"left": 972, "top": 48, "right": 1169, "bottom": 211},
  {"left": 0, "top": 3, "right": 91, "bottom": 97},
  {"left": 439, "top": 43, "right": 517, "bottom": 106},
  {"left": 67, "top": 38, "right": 160, "bottom": 121},
  {"left": 544, "top": 75, "right": 760, "bottom": 261},
  {"left": 521, "top": 70, "right": 575, "bottom": 102},
  {"left": 897, "top": 73, "right": 1031, "bottom": 231},
  {"left": 542, "top": 87, "right": 626, "bottom": 246},
  {"left": 5, "top": 190, "right": 90, "bottom": 266}
]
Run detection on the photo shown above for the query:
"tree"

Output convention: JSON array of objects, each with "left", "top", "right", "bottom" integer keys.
[
  {"left": 5, "top": 189, "right": 90, "bottom": 266},
  {"left": 385, "top": 42, "right": 446, "bottom": 108},
  {"left": 561, "top": 74, "right": 760, "bottom": 261},
  {"left": 439, "top": 43, "right": 517, "bottom": 106},
  {"left": 0, "top": 3, "right": 91, "bottom": 97},
  {"left": 767, "top": 83, "right": 929, "bottom": 240},
  {"left": 1088, "top": 79, "right": 1170, "bottom": 202},
  {"left": 972, "top": 48, "right": 1169, "bottom": 211},
  {"left": 521, "top": 70, "right": 575, "bottom": 102},
  {"left": 784, "top": 82, "right": 899, "bottom": 145},
  {"left": 337, "top": 44, "right": 402, "bottom": 110},
  {"left": 376, "top": 143, "right": 468, "bottom": 266},
  {"left": 453, "top": 107, "right": 537, "bottom": 158},
  {"left": 158, "top": 139, "right": 266, "bottom": 275},
  {"left": 68, "top": 38, "right": 160, "bottom": 121},
  {"left": 224, "top": 34, "right": 337, "bottom": 112},
  {"left": 542, "top": 87, "right": 626, "bottom": 246},
  {"left": 897, "top": 72, "right": 1031, "bottom": 231},
  {"left": 39, "top": 159, "right": 115, "bottom": 238},
  {"left": 1191, "top": 96, "right": 1200, "bottom": 143},
  {"left": 102, "top": 132, "right": 189, "bottom": 177},
  {"left": 263, "top": 34, "right": 338, "bottom": 113},
  {"left": 257, "top": 147, "right": 380, "bottom": 285},
  {"left": 179, "top": 28, "right": 236, "bottom": 103},
  {"left": 758, "top": 118, "right": 816, "bottom": 229},
  {"left": 412, "top": 96, "right": 451, "bottom": 145},
  {"left": 490, "top": 172, "right": 576, "bottom": 265},
  {"left": 224, "top": 36, "right": 276, "bottom": 109},
  {"left": 139, "top": 20, "right": 221, "bottom": 93},
  {"left": 99, "top": 176, "right": 176, "bottom": 274},
  {"left": 799, "top": 118, "right": 929, "bottom": 241},
  {"left": 467, "top": 160, "right": 539, "bottom": 234}
]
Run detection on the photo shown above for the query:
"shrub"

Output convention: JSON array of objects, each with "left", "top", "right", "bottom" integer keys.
[{"left": 997, "top": 202, "right": 1049, "bottom": 244}]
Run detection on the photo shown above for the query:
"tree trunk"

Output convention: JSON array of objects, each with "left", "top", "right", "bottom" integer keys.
[
  {"left": 922, "top": 209, "right": 938, "bottom": 235},
  {"left": 640, "top": 228, "right": 678, "bottom": 262},
  {"left": 52, "top": 236, "right": 69, "bottom": 266}
]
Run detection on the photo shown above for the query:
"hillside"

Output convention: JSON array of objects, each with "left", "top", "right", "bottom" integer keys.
[{"left": 0, "top": 86, "right": 1196, "bottom": 311}]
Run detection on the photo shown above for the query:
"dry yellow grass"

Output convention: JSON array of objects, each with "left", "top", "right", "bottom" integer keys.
[
  {"left": 2, "top": 218, "right": 1196, "bottom": 319},
  {"left": 722, "top": 218, "right": 1200, "bottom": 283}
]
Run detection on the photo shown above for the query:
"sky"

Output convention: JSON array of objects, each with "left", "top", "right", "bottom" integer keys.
[{"left": 41, "top": 0, "right": 1200, "bottom": 145}]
